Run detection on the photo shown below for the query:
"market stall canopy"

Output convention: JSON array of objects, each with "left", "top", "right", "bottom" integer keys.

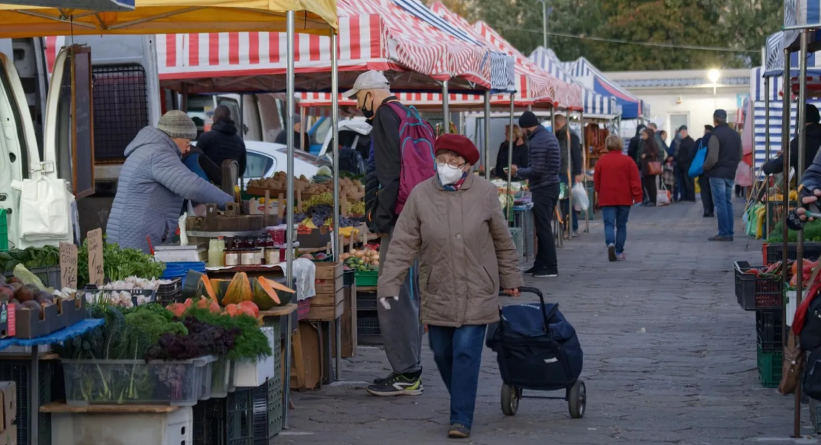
[
  {"left": 529, "top": 47, "right": 618, "bottom": 118},
  {"left": 563, "top": 57, "right": 642, "bottom": 119},
  {"left": 155, "top": 0, "right": 515, "bottom": 93},
  {"left": 472, "top": 20, "right": 582, "bottom": 110},
  {"left": 782, "top": 0, "right": 821, "bottom": 52},
  {"left": 0, "top": 0, "right": 337, "bottom": 38},
  {"left": 0, "top": 0, "right": 133, "bottom": 10}
]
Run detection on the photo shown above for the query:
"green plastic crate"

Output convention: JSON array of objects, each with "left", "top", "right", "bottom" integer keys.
[
  {"left": 355, "top": 270, "right": 378, "bottom": 287},
  {"left": 757, "top": 345, "right": 782, "bottom": 388},
  {"left": 0, "top": 209, "right": 7, "bottom": 252}
]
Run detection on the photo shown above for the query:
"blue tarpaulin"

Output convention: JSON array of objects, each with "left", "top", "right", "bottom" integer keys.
[{"left": 0, "top": 319, "right": 104, "bottom": 351}]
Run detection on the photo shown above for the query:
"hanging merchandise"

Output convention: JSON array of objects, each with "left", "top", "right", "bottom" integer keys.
[{"left": 13, "top": 177, "right": 74, "bottom": 242}]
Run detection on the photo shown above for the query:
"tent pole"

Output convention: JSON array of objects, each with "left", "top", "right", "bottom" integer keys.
[
  {"left": 484, "top": 90, "right": 491, "bottom": 179},
  {"left": 299, "top": 106, "right": 307, "bottom": 152},
  {"left": 581, "top": 109, "right": 589, "bottom": 233},
  {"left": 781, "top": 46, "right": 791, "bottom": 400},
  {"left": 565, "top": 112, "right": 573, "bottom": 240},
  {"left": 764, "top": 76, "right": 770, "bottom": 236},
  {"left": 506, "top": 94, "right": 515, "bottom": 220},
  {"left": 284, "top": 9, "right": 295, "bottom": 432},
  {"left": 795, "top": 29, "right": 809, "bottom": 439},
  {"left": 443, "top": 80, "right": 450, "bottom": 134},
  {"left": 331, "top": 31, "right": 342, "bottom": 382}
]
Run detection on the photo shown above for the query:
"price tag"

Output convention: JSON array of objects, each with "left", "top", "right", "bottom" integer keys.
[
  {"left": 87, "top": 228, "right": 104, "bottom": 287},
  {"left": 59, "top": 242, "right": 78, "bottom": 289}
]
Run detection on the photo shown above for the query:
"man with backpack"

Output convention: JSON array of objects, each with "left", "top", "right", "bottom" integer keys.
[{"left": 345, "top": 70, "right": 434, "bottom": 396}]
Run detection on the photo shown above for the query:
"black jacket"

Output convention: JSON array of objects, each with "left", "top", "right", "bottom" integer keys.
[
  {"left": 493, "top": 140, "right": 529, "bottom": 180},
  {"left": 274, "top": 129, "right": 311, "bottom": 152},
  {"left": 763, "top": 123, "right": 821, "bottom": 175},
  {"left": 516, "top": 126, "right": 561, "bottom": 191},
  {"left": 675, "top": 136, "right": 696, "bottom": 166},
  {"left": 556, "top": 125, "right": 582, "bottom": 177},
  {"left": 703, "top": 123, "right": 741, "bottom": 179},
  {"left": 366, "top": 97, "right": 403, "bottom": 234},
  {"left": 197, "top": 120, "right": 247, "bottom": 176},
  {"left": 627, "top": 124, "right": 646, "bottom": 168}
]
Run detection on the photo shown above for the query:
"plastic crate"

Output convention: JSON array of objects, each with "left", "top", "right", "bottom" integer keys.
[
  {"left": 253, "top": 379, "right": 283, "bottom": 444},
  {"left": 355, "top": 270, "right": 378, "bottom": 287},
  {"left": 764, "top": 242, "right": 821, "bottom": 265},
  {"left": 193, "top": 397, "right": 227, "bottom": 445},
  {"left": 343, "top": 269, "right": 355, "bottom": 287},
  {"left": 198, "top": 355, "right": 218, "bottom": 401},
  {"left": 3, "top": 266, "right": 61, "bottom": 289},
  {"left": 156, "top": 278, "right": 183, "bottom": 306},
  {"left": 0, "top": 209, "right": 7, "bottom": 252},
  {"left": 356, "top": 290, "right": 377, "bottom": 311},
  {"left": 757, "top": 345, "right": 782, "bottom": 388},
  {"left": 212, "top": 355, "right": 232, "bottom": 399},
  {"left": 62, "top": 357, "right": 209, "bottom": 406},
  {"left": 734, "top": 261, "right": 782, "bottom": 311},
  {"left": 357, "top": 311, "right": 382, "bottom": 345},
  {"left": 0, "top": 359, "right": 55, "bottom": 445},
  {"left": 756, "top": 309, "right": 783, "bottom": 352},
  {"left": 227, "top": 388, "right": 255, "bottom": 445}
]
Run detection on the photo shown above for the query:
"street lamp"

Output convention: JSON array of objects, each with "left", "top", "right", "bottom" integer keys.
[
  {"left": 708, "top": 69, "right": 721, "bottom": 109},
  {"left": 535, "top": 0, "right": 553, "bottom": 49}
]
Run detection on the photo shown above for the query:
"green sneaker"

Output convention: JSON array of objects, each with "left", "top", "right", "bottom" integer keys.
[{"left": 366, "top": 372, "right": 423, "bottom": 396}]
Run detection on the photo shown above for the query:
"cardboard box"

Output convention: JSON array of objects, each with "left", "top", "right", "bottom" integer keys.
[
  {"left": 15, "top": 303, "right": 60, "bottom": 339},
  {"left": 290, "top": 322, "right": 322, "bottom": 391},
  {"left": 0, "top": 303, "right": 14, "bottom": 338},
  {"left": 306, "top": 300, "right": 344, "bottom": 321},
  {"left": 312, "top": 287, "right": 344, "bottom": 307},
  {"left": 0, "top": 381, "right": 15, "bottom": 433},
  {"left": 315, "top": 274, "right": 343, "bottom": 294},
  {"left": 0, "top": 425, "right": 16, "bottom": 445},
  {"left": 55, "top": 296, "right": 87, "bottom": 328},
  {"left": 314, "top": 262, "right": 343, "bottom": 280}
]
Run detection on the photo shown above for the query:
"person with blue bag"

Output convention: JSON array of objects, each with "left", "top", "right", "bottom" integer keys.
[
  {"left": 690, "top": 125, "right": 714, "bottom": 217},
  {"left": 702, "top": 110, "right": 742, "bottom": 242}
]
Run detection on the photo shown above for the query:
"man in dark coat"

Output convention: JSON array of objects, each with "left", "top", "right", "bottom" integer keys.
[
  {"left": 628, "top": 124, "right": 647, "bottom": 202},
  {"left": 512, "top": 111, "right": 561, "bottom": 278},
  {"left": 197, "top": 106, "right": 247, "bottom": 176},
  {"left": 275, "top": 114, "right": 311, "bottom": 152},
  {"left": 555, "top": 114, "right": 582, "bottom": 236},
  {"left": 703, "top": 110, "right": 742, "bottom": 241},
  {"left": 763, "top": 104, "right": 821, "bottom": 177},
  {"left": 674, "top": 126, "right": 696, "bottom": 202}
]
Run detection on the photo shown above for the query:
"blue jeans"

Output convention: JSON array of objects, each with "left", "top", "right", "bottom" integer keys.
[
  {"left": 709, "top": 177, "right": 734, "bottom": 237},
  {"left": 428, "top": 325, "right": 486, "bottom": 428},
  {"left": 601, "top": 206, "right": 630, "bottom": 254}
]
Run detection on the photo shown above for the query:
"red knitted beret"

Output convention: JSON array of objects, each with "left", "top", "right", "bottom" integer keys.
[{"left": 434, "top": 134, "right": 480, "bottom": 166}]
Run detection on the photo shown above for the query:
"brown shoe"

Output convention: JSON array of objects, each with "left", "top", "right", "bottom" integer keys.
[{"left": 448, "top": 424, "right": 470, "bottom": 439}]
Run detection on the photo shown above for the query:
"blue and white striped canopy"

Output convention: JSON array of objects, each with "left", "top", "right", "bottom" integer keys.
[
  {"left": 529, "top": 47, "right": 617, "bottom": 117},
  {"left": 563, "top": 56, "right": 643, "bottom": 119},
  {"left": 764, "top": 31, "right": 821, "bottom": 77},
  {"left": 783, "top": 0, "right": 821, "bottom": 52}
]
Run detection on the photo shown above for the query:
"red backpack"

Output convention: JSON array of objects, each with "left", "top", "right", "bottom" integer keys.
[{"left": 386, "top": 102, "right": 436, "bottom": 215}]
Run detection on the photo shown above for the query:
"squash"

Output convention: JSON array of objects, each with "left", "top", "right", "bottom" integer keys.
[
  {"left": 222, "top": 272, "right": 253, "bottom": 306},
  {"left": 251, "top": 277, "right": 295, "bottom": 310},
  {"left": 196, "top": 275, "right": 218, "bottom": 303},
  {"left": 211, "top": 279, "right": 230, "bottom": 302}
]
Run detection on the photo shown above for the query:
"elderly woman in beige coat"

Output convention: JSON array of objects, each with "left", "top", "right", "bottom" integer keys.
[{"left": 378, "top": 134, "right": 523, "bottom": 439}]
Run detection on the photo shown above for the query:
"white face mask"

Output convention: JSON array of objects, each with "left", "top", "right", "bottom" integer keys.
[{"left": 437, "top": 164, "right": 464, "bottom": 185}]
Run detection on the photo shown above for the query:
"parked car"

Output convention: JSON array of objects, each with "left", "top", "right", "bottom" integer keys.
[{"left": 243, "top": 140, "right": 329, "bottom": 186}]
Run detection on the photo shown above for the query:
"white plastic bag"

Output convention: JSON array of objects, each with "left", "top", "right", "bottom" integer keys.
[
  {"left": 571, "top": 183, "right": 589, "bottom": 211},
  {"left": 290, "top": 258, "right": 316, "bottom": 301},
  {"left": 16, "top": 177, "right": 70, "bottom": 238}
]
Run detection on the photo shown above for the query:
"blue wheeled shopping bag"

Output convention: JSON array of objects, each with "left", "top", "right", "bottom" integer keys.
[{"left": 689, "top": 140, "right": 708, "bottom": 178}]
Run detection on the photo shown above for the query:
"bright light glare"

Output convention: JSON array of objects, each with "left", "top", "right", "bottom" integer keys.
[{"left": 708, "top": 69, "right": 721, "bottom": 84}]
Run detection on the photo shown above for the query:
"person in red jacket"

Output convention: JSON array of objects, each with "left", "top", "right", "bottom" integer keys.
[{"left": 594, "top": 135, "right": 643, "bottom": 262}]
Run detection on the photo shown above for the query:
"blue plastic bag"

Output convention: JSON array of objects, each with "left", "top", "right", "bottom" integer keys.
[{"left": 688, "top": 141, "right": 707, "bottom": 178}]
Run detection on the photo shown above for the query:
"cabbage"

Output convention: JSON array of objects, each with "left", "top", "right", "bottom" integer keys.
[{"left": 317, "top": 166, "right": 333, "bottom": 177}]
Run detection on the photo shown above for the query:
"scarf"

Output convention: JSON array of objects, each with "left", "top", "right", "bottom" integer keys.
[{"left": 440, "top": 171, "right": 469, "bottom": 191}]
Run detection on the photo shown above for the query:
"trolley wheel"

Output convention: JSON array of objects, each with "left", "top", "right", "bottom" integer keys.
[
  {"left": 568, "top": 380, "right": 586, "bottom": 419},
  {"left": 501, "top": 384, "right": 520, "bottom": 416}
]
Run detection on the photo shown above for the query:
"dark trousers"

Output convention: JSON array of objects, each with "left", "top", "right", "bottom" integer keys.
[
  {"left": 699, "top": 176, "right": 713, "bottom": 215},
  {"left": 643, "top": 175, "right": 657, "bottom": 204},
  {"left": 559, "top": 175, "right": 578, "bottom": 232},
  {"left": 676, "top": 164, "right": 695, "bottom": 201},
  {"left": 428, "top": 325, "right": 486, "bottom": 429},
  {"left": 532, "top": 183, "right": 560, "bottom": 273}
]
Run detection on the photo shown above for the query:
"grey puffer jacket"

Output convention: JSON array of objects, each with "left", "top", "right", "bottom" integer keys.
[{"left": 107, "top": 127, "right": 233, "bottom": 253}]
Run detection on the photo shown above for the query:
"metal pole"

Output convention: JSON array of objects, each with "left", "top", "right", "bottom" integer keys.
[
  {"left": 795, "top": 29, "right": 808, "bottom": 439},
  {"left": 781, "top": 47, "right": 791, "bottom": 395},
  {"left": 506, "top": 94, "right": 515, "bottom": 220},
  {"left": 285, "top": 10, "right": 295, "bottom": 307},
  {"left": 484, "top": 90, "right": 491, "bottom": 180},
  {"left": 581, "top": 110, "right": 589, "bottom": 233},
  {"left": 443, "top": 80, "right": 450, "bottom": 134},
  {"left": 541, "top": 0, "right": 548, "bottom": 48},
  {"left": 30, "top": 346, "right": 38, "bottom": 445},
  {"left": 331, "top": 31, "right": 342, "bottom": 382},
  {"left": 764, "top": 76, "right": 770, "bottom": 236},
  {"left": 299, "top": 106, "right": 307, "bottom": 152},
  {"left": 565, "top": 114, "right": 573, "bottom": 239}
]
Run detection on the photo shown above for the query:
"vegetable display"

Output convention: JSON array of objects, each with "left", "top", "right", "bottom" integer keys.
[
  {"left": 341, "top": 247, "right": 379, "bottom": 271},
  {"left": 767, "top": 220, "right": 821, "bottom": 243},
  {"left": 0, "top": 246, "right": 60, "bottom": 272},
  {"left": 77, "top": 240, "right": 165, "bottom": 288},
  {"left": 81, "top": 277, "right": 175, "bottom": 308}
]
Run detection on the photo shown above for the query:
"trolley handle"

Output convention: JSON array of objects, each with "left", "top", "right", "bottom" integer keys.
[{"left": 515, "top": 286, "right": 558, "bottom": 332}]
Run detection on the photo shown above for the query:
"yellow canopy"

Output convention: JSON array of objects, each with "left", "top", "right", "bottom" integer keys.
[{"left": 0, "top": 0, "right": 337, "bottom": 38}]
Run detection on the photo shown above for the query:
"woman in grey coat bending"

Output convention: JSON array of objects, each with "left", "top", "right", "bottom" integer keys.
[{"left": 107, "top": 111, "right": 233, "bottom": 253}]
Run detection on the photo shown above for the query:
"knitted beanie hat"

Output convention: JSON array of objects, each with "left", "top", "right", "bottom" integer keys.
[{"left": 157, "top": 110, "right": 198, "bottom": 140}]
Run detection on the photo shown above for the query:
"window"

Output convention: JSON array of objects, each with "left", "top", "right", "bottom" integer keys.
[
  {"left": 92, "top": 65, "right": 148, "bottom": 162},
  {"left": 246, "top": 152, "right": 274, "bottom": 178},
  {"left": 669, "top": 113, "right": 688, "bottom": 133}
]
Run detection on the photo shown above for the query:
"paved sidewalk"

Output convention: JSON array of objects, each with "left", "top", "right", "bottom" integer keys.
[{"left": 282, "top": 200, "right": 811, "bottom": 445}]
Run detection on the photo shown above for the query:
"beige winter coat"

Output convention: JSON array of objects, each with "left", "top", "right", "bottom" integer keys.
[{"left": 378, "top": 173, "right": 524, "bottom": 327}]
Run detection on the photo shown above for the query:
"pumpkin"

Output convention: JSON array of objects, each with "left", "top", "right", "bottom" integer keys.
[
  {"left": 238, "top": 301, "right": 260, "bottom": 317},
  {"left": 211, "top": 280, "right": 231, "bottom": 302},
  {"left": 197, "top": 275, "right": 218, "bottom": 303},
  {"left": 224, "top": 304, "right": 240, "bottom": 317},
  {"left": 251, "top": 277, "right": 295, "bottom": 310},
  {"left": 222, "top": 272, "right": 253, "bottom": 306}
]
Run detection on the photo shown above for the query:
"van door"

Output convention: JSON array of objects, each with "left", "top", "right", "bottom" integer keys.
[
  {"left": 43, "top": 45, "right": 95, "bottom": 198},
  {"left": 0, "top": 51, "right": 42, "bottom": 249}
]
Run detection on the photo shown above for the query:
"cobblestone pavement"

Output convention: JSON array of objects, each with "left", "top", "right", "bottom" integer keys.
[{"left": 282, "top": 200, "right": 813, "bottom": 445}]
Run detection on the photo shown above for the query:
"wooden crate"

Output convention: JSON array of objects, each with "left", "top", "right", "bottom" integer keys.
[
  {"left": 306, "top": 300, "right": 344, "bottom": 321},
  {"left": 315, "top": 262, "right": 343, "bottom": 280},
  {"left": 332, "top": 283, "right": 357, "bottom": 358},
  {"left": 315, "top": 274, "right": 343, "bottom": 294},
  {"left": 312, "top": 287, "right": 344, "bottom": 307}
]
